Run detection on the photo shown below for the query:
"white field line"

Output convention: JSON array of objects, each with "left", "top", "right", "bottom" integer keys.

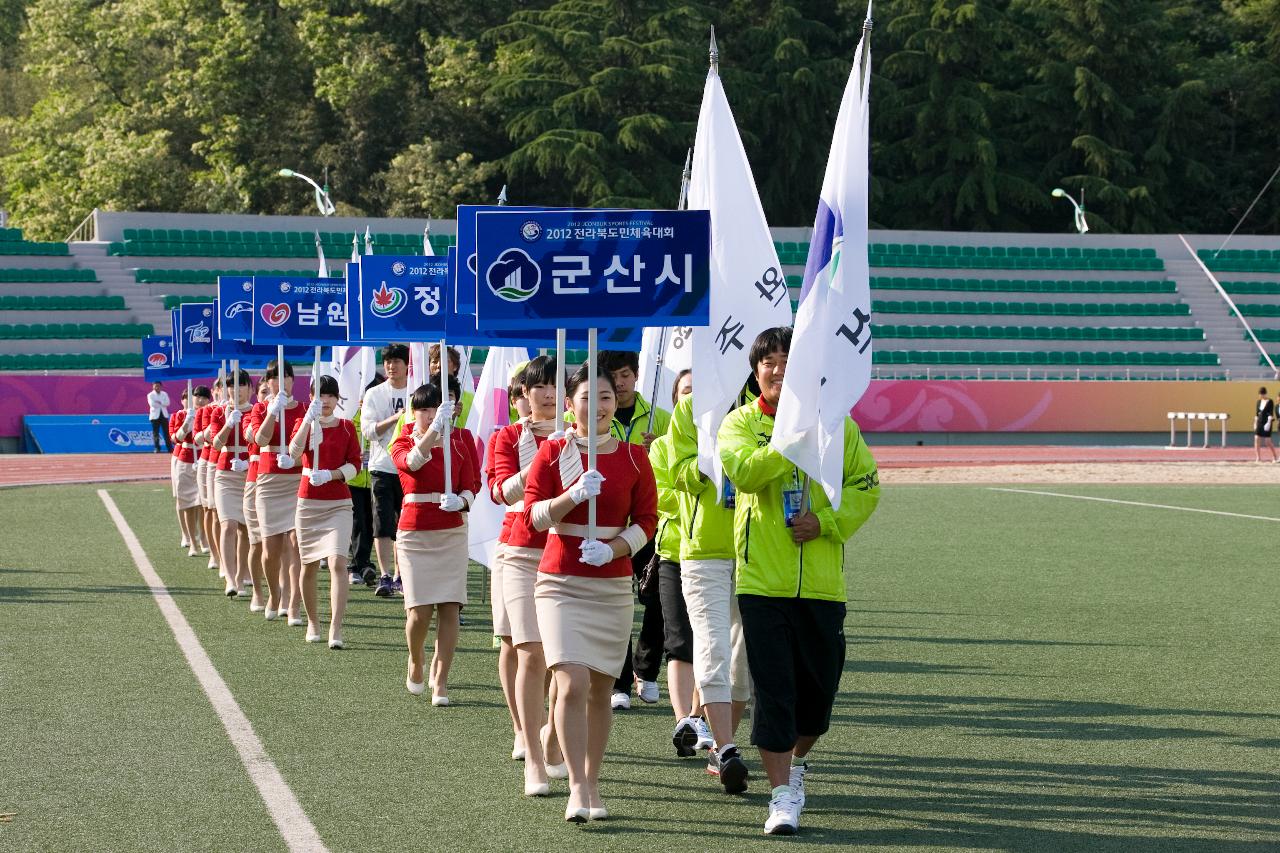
[
  {"left": 97, "top": 489, "right": 329, "bottom": 853},
  {"left": 989, "top": 487, "right": 1280, "bottom": 522}
]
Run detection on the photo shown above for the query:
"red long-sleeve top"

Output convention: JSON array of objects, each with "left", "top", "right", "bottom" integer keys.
[
  {"left": 246, "top": 400, "right": 304, "bottom": 476},
  {"left": 169, "top": 410, "right": 195, "bottom": 463},
  {"left": 195, "top": 404, "right": 214, "bottom": 462},
  {"left": 522, "top": 439, "right": 658, "bottom": 579},
  {"left": 208, "top": 406, "right": 251, "bottom": 470},
  {"left": 241, "top": 416, "right": 262, "bottom": 483},
  {"left": 482, "top": 429, "right": 516, "bottom": 543},
  {"left": 390, "top": 424, "right": 482, "bottom": 532},
  {"left": 492, "top": 422, "right": 550, "bottom": 550},
  {"left": 288, "top": 417, "right": 361, "bottom": 501}
]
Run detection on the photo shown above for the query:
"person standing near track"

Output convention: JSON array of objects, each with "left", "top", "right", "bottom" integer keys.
[
  {"left": 240, "top": 379, "right": 270, "bottom": 611},
  {"left": 288, "top": 374, "right": 362, "bottom": 649},
  {"left": 250, "top": 358, "right": 304, "bottom": 624},
  {"left": 391, "top": 381, "right": 478, "bottom": 704},
  {"left": 649, "top": 369, "right": 712, "bottom": 758},
  {"left": 171, "top": 387, "right": 206, "bottom": 556},
  {"left": 524, "top": 363, "right": 658, "bottom": 820},
  {"left": 148, "top": 381, "right": 172, "bottom": 454},
  {"left": 1253, "top": 387, "right": 1276, "bottom": 463},
  {"left": 717, "top": 326, "right": 880, "bottom": 836},
  {"left": 361, "top": 344, "right": 411, "bottom": 598},
  {"left": 493, "top": 355, "right": 566, "bottom": 795},
  {"left": 210, "top": 369, "right": 253, "bottom": 598}
]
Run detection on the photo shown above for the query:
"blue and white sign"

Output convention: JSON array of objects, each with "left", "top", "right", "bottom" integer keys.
[
  {"left": 251, "top": 276, "right": 348, "bottom": 347},
  {"left": 216, "top": 275, "right": 255, "bottom": 341},
  {"left": 143, "top": 335, "right": 211, "bottom": 381},
  {"left": 177, "top": 302, "right": 216, "bottom": 364},
  {"left": 475, "top": 209, "right": 710, "bottom": 330},
  {"left": 357, "top": 254, "right": 450, "bottom": 342},
  {"left": 344, "top": 262, "right": 382, "bottom": 345},
  {"left": 24, "top": 415, "right": 169, "bottom": 454},
  {"left": 456, "top": 204, "right": 564, "bottom": 314}
]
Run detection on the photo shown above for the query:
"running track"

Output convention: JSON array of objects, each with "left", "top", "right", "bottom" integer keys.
[{"left": 0, "top": 445, "right": 1258, "bottom": 488}]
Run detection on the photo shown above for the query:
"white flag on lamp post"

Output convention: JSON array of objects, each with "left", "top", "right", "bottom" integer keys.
[
  {"left": 771, "top": 6, "right": 874, "bottom": 510},
  {"left": 687, "top": 33, "right": 793, "bottom": 487}
]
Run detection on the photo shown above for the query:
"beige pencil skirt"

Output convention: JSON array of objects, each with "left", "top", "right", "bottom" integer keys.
[
  {"left": 242, "top": 479, "right": 261, "bottom": 545},
  {"left": 174, "top": 461, "right": 200, "bottom": 510},
  {"left": 254, "top": 472, "right": 300, "bottom": 539},
  {"left": 214, "top": 468, "right": 247, "bottom": 526},
  {"left": 397, "top": 526, "right": 469, "bottom": 610},
  {"left": 501, "top": 546, "right": 545, "bottom": 646},
  {"left": 295, "top": 498, "right": 352, "bottom": 564},
  {"left": 490, "top": 542, "right": 512, "bottom": 637},
  {"left": 534, "top": 573, "right": 633, "bottom": 678},
  {"left": 169, "top": 456, "right": 179, "bottom": 498},
  {"left": 195, "top": 459, "right": 209, "bottom": 508}
]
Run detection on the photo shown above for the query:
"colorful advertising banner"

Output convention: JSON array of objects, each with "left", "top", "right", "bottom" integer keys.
[{"left": 250, "top": 276, "right": 348, "bottom": 347}]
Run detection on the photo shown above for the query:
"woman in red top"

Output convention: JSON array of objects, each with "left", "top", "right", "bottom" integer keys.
[
  {"left": 250, "top": 359, "right": 305, "bottom": 624},
  {"left": 492, "top": 356, "right": 568, "bottom": 794},
  {"left": 171, "top": 386, "right": 207, "bottom": 557},
  {"left": 288, "top": 375, "right": 362, "bottom": 649},
  {"left": 210, "top": 369, "right": 253, "bottom": 598},
  {"left": 195, "top": 380, "right": 223, "bottom": 574},
  {"left": 525, "top": 364, "right": 658, "bottom": 821},
  {"left": 239, "top": 380, "right": 270, "bottom": 611},
  {"left": 168, "top": 387, "right": 190, "bottom": 550},
  {"left": 390, "top": 381, "right": 479, "bottom": 705}
]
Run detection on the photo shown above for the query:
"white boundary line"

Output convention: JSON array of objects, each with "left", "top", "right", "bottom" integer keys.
[
  {"left": 98, "top": 489, "right": 329, "bottom": 853},
  {"left": 989, "top": 487, "right": 1280, "bottom": 522}
]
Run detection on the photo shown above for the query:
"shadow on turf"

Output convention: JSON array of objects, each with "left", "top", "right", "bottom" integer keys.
[{"left": 806, "top": 752, "right": 1280, "bottom": 851}]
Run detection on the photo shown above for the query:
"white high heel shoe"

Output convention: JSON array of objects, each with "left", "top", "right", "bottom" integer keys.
[{"left": 405, "top": 677, "right": 425, "bottom": 696}]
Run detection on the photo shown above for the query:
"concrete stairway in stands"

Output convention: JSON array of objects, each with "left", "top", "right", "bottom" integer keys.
[
  {"left": 1163, "top": 256, "right": 1262, "bottom": 377},
  {"left": 70, "top": 242, "right": 167, "bottom": 333}
]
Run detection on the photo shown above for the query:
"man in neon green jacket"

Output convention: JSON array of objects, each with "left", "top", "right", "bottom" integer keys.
[
  {"left": 669, "top": 393, "right": 752, "bottom": 794},
  {"left": 718, "top": 327, "right": 880, "bottom": 836}
]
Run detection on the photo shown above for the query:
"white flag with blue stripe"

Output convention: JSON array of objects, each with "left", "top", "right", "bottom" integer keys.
[{"left": 771, "top": 12, "right": 873, "bottom": 509}]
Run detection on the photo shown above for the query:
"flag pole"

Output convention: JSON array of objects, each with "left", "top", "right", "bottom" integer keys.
[
  {"left": 231, "top": 358, "right": 239, "bottom": 455},
  {"left": 440, "top": 338, "right": 452, "bottom": 492},
  {"left": 277, "top": 345, "right": 286, "bottom": 460},
  {"left": 555, "top": 329, "right": 566, "bottom": 434},
  {"left": 647, "top": 147, "right": 694, "bottom": 433},
  {"left": 587, "top": 327, "right": 597, "bottom": 540}
]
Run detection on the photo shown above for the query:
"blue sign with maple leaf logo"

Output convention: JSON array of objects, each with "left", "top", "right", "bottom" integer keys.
[{"left": 356, "top": 255, "right": 450, "bottom": 342}]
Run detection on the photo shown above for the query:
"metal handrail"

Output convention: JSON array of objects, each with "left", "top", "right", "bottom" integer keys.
[
  {"left": 1178, "top": 233, "right": 1276, "bottom": 373},
  {"left": 64, "top": 208, "right": 98, "bottom": 243}
]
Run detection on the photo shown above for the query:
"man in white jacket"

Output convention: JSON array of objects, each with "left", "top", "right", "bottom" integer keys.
[{"left": 147, "top": 381, "right": 172, "bottom": 453}]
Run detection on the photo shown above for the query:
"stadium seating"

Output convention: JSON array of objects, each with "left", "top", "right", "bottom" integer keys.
[
  {"left": 0, "top": 268, "right": 97, "bottom": 283},
  {"left": 872, "top": 350, "right": 1218, "bottom": 366},
  {"left": 775, "top": 241, "right": 1163, "bottom": 271},
  {"left": 874, "top": 324, "right": 1204, "bottom": 341},
  {"left": 0, "top": 226, "right": 70, "bottom": 256},
  {"left": 0, "top": 322, "right": 153, "bottom": 339},
  {"left": 162, "top": 295, "right": 215, "bottom": 309},
  {"left": 1198, "top": 249, "right": 1280, "bottom": 273},
  {"left": 110, "top": 230, "right": 456, "bottom": 258},
  {"left": 136, "top": 268, "right": 313, "bottom": 284},
  {"left": 0, "top": 352, "right": 142, "bottom": 370},
  {"left": 1234, "top": 304, "right": 1280, "bottom": 317},
  {"left": 0, "top": 295, "right": 125, "bottom": 311},
  {"left": 870, "top": 300, "right": 1189, "bottom": 316},
  {"left": 1220, "top": 280, "right": 1280, "bottom": 295}
]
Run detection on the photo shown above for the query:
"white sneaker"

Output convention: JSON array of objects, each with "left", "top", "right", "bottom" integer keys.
[
  {"left": 610, "top": 691, "right": 631, "bottom": 711},
  {"left": 789, "top": 761, "right": 808, "bottom": 809},
  {"left": 692, "top": 716, "right": 715, "bottom": 750},
  {"left": 764, "top": 785, "right": 802, "bottom": 835},
  {"left": 636, "top": 679, "right": 659, "bottom": 704}
]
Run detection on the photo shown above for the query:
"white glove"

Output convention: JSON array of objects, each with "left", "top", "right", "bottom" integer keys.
[
  {"left": 230, "top": 458, "right": 249, "bottom": 473},
  {"left": 268, "top": 391, "right": 288, "bottom": 418},
  {"left": 308, "top": 468, "right": 333, "bottom": 487},
  {"left": 226, "top": 407, "right": 242, "bottom": 427},
  {"left": 567, "top": 469, "right": 604, "bottom": 504},
  {"left": 439, "top": 492, "right": 465, "bottom": 512},
  {"left": 275, "top": 452, "right": 296, "bottom": 470},
  {"left": 304, "top": 395, "right": 322, "bottom": 421},
  {"left": 429, "top": 401, "right": 455, "bottom": 435},
  {"left": 579, "top": 539, "right": 613, "bottom": 567}
]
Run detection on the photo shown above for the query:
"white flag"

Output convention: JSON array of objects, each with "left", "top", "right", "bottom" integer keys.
[
  {"left": 314, "top": 231, "right": 327, "bottom": 278},
  {"left": 350, "top": 232, "right": 359, "bottom": 263},
  {"left": 329, "top": 345, "right": 372, "bottom": 419},
  {"left": 364, "top": 226, "right": 373, "bottom": 257},
  {"left": 423, "top": 224, "right": 434, "bottom": 257},
  {"left": 687, "top": 66, "right": 793, "bottom": 485},
  {"left": 637, "top": 325, "right": 692, "bottom": 420},
  {"left": 465, "top": 345, "right": 532, "bottom": 568},
  {"left": 771, "top": 10, "right": 873, "bottom": 510}
]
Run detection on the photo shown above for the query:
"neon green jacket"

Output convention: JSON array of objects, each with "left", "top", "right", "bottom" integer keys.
[
  {"left": 648, "top": 431, "right": 689, "bottom": 563},
  {"left": 349, "top": 407, "right": 371, "bottom": 489},
  {"left": 668, "top": 396, "right": 735, "bottom": 561},
  {"left": 567, "top": 392, "right": 670, "bottom": 445},
  {"left": 717, "top": 399, "right": 880, "bottom": 601}
]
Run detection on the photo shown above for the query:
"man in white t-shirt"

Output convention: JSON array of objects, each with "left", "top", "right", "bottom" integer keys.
[
  {"left": 147, "top": 381, "right": 172, "bottom": 453},
  {"left": 360, "top": 343, "right": 410, "bottom": 596}
]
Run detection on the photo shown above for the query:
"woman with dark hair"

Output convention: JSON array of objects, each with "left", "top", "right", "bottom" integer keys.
[
  {"left": 492, "top": 355, "right": 567, "bottom": 793},
  {"left": 524, "top": 364, "right": 658, "bottom": 821},
  {"left": 391, "top": 381, "right": 479, "bottom": 704},
  {"left": 288, "top": 374, "right": 362, "bottom": 648},
  {"left": 171, "top": 386, "right": 208, "bottom": 557},
  {"left": 1254, "top": 387, "right": 1276, "bottom": 463},
  {"left": 210, "top": 369, "right": 254, "bottom": 598},
  {"left": 240, "top": 379, "right": 271, "bottom": 611},
  {"left": 250, "top": 359, "right": 304, "bottom": 624}
]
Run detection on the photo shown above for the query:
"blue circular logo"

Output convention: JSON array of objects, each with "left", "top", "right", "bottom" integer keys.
[
  {"left": 520, "top": 221, "right": 543, "bottom": 243},
  {"left": 391, "top": 261, "right": 407, "bottom": 276},
  {"left": 107, "top": 428, "right": 132, "bottom": 447}
]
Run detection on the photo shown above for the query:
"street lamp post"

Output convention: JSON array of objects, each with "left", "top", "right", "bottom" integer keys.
[
  {"left": 278, "top": 168, "right": 336, "bottom": 216},
  {"left": 1051, "top": 187, "right": 1089, "bottom": 235}
]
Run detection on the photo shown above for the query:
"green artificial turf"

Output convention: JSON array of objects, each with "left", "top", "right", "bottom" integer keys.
[{"left": 2, "top": 483, "right": 1277, "bottom": 852}]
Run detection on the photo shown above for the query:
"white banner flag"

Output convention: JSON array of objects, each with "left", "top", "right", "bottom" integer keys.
[
  {"left": 687, "top": 66, "right": 793, "bottom": 485},
  {"left": 465, "top": 345, "right": 532, "bottom": 568},
  {"left": 771, "top": 8, "right": 873, "bottom": 509},
  {"left": 637, "top": 325, "right": 693, "bottom": 421}
]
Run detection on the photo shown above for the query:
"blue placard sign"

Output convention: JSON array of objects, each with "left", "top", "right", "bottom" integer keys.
[
  {"left": 474, "top": 209, "right": 710, "bottom": 330},
  {"left": 456, "top": 204, "right": 558, "bottom": 314},
  {"left": 216, "top": 276, "right": 255, "bottom": 341},
  {"left": 142, "top": 335, "right": 211, "bottom": 381},
  {"left": 356, "top": 255, "right": 450, "bottom": 342},
  {"left": 251, "top": 276, "right": 348, "bottom": 347},
  {"left": 344, "top": 262, "right": 383, "bottom": 345},
  {"left": 177, "top": 302, "right": 216, "bottom": 364}
]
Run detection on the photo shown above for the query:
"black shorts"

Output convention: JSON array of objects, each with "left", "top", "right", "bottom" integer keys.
[
  {"left": 657, "top": 560, "right": 694, "bottom": 663},
  {"left": 738, "top": 594, "right": 846, "bottom": 753},
  {"left": 370, "top": 471, "right": 403, "bottom": 540}
]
